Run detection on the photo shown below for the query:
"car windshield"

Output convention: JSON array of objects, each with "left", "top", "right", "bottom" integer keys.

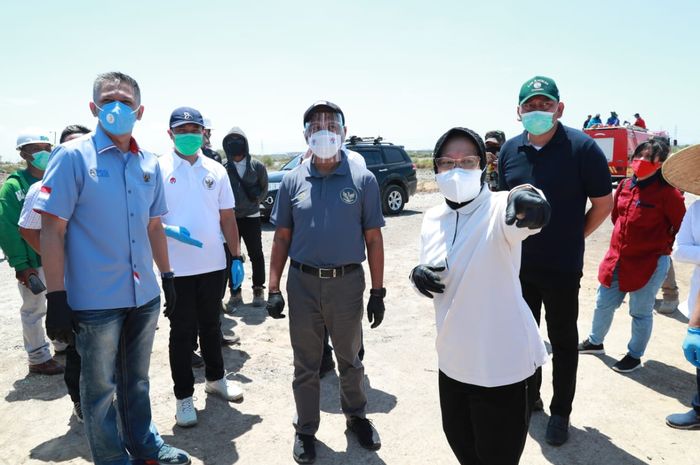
[{"left": 282, "top": 155, "right": 302, "bottom": 170}]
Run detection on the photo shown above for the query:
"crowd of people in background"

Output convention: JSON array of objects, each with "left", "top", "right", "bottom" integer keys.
[
  {"left": 583, "top": 111, "right": 647, "bottom": 129},
  {"left": 0, "top": 72, "right": 699, "bottom": 465}
]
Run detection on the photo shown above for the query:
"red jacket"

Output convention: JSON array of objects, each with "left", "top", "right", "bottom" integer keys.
[{"left": 598, "top": 175, "right": 686, "bottom": 291}]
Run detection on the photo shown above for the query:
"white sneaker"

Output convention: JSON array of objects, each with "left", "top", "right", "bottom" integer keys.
[
  {"left": 175, "top": 397, "right": 197, "bottom": 427},
  {"left": 205, "top": 377, "right": 243, "bottom": 402}
]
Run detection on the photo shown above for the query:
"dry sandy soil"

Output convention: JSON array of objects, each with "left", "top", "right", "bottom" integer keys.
[{"left": 0, "top": 190, "right": 699, "bottom": 465}]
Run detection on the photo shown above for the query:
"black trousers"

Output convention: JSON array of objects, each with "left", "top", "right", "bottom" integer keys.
[
  {"left": 224, "top": 216, "right": 266, "bottom": 290},
  {"left": 169, "top": 270, "right": 226, "bottom": 399},
  {"left": 439, "top": 371, "right": 529, "bottom": 465},
  {"left": 520, "top": 274, "right": 581, "bottom": 417},
  {"left": 64, "top": 343, "right": 81, "bottom": 403}
]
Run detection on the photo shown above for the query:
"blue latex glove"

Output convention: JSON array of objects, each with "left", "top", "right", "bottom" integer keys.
[
  {"left": 231, "top": 258, "right": 245, "bottom": 290},
  {"left": 163, "top": 225, "right": 203, "bottom": 248},
  {"left": 683, "top": 327, "right": 700, "bottom": 368}
]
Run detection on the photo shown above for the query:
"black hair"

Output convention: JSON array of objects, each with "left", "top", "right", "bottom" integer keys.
[
  {"left": 60, "top": 124, "right": 90, "bottom": 143},
  {"left": 93, "top": 71, "right": 141, "bottom": 104},
  {"left": 633, "top": 139, "right": 671, "bottom": 185}
]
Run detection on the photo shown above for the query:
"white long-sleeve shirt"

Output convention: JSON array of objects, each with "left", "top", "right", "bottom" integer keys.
[
  {"left": 418, "top": 186, "right": 548, "bottom": 387},
  {"left": 673, "top": 199, "right": 700, "bottom": 319}
]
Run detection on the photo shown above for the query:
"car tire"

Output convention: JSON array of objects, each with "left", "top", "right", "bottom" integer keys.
[{"left": 382, "top": 184, "right": 406, "bottom": 215}]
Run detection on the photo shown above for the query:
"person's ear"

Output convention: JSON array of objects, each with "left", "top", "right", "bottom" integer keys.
[
  {"left": 167, "top": 129, "right": 174, "bottom": 141},
  {"left": 303, "top": 129, "right": 310, "bottom": 143},
  {"left": 555, "top": 102, "right": 565, "bottom": 119},
  {"left": 89, "top": 101, "right": 98, "bottom": 117},
  {"left": 516, "top": 106, "right": 522, "bottom": 122},
  {"left": 136, "top": 105, "right": 145, "bottom": 121}
]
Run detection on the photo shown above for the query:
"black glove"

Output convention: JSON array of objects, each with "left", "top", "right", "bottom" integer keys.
[
  {"left": 410, "top": 265, "right": 445, "bottom": 298},
  {"left": 46, "top": 291, "right": 75, "bottom": 345},
  {"left": 367, "top": 289, "right": 385, "bottom": 329},
  {"left": 266, "top": 291, "right": 286, "bottom": 319},
  {"left": 505, "top": 187, "right": 551, "bottom": 229},
  {"left": 161, "top": 273, "right": 177, "bottom": 318}
]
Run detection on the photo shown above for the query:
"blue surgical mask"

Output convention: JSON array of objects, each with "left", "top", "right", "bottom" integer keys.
[
  {"left": 95, "top": 101, "right": 139, "bottom": 135},
  {"left": 521, "top": 111, "right": 555, "bottom": 136},
  {"left": 30, "top": 150, "right": 50, "bottom": 171}
]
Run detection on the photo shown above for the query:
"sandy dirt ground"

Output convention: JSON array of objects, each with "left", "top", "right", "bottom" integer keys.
[{"left": 1, "top": 189, "right": 699, "bottom": 465}]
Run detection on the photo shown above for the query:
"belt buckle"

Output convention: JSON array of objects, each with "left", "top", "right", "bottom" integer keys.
[{"left": 318, "top": 268, "right": 336, "bottom": 279}]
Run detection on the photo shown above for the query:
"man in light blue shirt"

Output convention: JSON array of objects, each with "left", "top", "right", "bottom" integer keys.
[{"left": 37, "top": 72, "right": 190, "bottom": 465}]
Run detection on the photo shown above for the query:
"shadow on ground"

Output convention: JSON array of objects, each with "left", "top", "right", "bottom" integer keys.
[
  {"left": 29, "top": 415, "right": 91, "bottom": 463},
  {"left": 5, "top": 373, "right": 67, "bottom": 402},
  {"left": 320, "top": 374, "right": 397, "bottom": 415},
  {"left": 529, "top": 413, "right": 649, "bottom": 464}
]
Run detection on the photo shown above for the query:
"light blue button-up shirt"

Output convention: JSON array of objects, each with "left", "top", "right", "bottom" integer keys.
[{"left": 36, "top": 125, "right": 167, "bottom": 311}]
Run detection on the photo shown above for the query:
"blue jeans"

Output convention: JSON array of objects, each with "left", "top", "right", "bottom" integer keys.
[
  {"left": 75, "top": 297, "right": 164, "bottom": 465},
  {"left": 589, "top": 255, "right": 670, "bottom": 359}
]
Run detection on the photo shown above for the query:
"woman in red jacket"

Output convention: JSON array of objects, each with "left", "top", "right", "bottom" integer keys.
[{"left": 578, "top": 139, "right": 686, "bottom": 372}]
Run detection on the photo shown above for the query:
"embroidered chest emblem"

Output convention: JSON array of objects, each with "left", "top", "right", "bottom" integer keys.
[
  {"left": 203, "top": 175, "right": 216, "bottom": 190},
  {"left": 340, "top": 188, "right": 358, "bottom": 205}
]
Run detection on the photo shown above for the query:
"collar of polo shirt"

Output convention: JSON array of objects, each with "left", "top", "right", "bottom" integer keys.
[
  {"left": 95, "top": 125, "right": 141, "bottom": 155},
  {"left": 308, "top": 152, "right": 350, "bottom": 178}
]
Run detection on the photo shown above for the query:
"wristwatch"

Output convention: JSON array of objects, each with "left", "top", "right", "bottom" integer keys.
[
  {"left": 161, "top": 271, "right": 175, "bottom": 279},
  {"left": 232, "top": 254, "right": 246, "bottom": 263},
  {"left": 370, "top": 287, "right": 386, "bottom": 298}
]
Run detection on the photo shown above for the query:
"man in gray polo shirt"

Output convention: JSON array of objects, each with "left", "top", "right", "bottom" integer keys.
[{"left": 266, "top": 101, "right": 386, "bottom": 464}]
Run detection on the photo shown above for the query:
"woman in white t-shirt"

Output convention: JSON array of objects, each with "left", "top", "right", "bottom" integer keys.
[{"left": 410, "top": 127, "right": 550, "bottom": 465}]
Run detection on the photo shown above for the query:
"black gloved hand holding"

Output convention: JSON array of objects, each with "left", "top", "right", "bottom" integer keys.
[
  {"left": 266, "top": 291, "right": 286, "bottom": 319},
  {"left": 161, "top": 273, "right": 177, "bottom": 318},
  {"left": 410, "top": 265, "right": 445, "bottom": 298},
  {"left": 367, "top": 288, "right": 386, "bottom": 329},
  {"left": 46, "top": 291, "right": 75, "bottom": 345},
  {"left": 505, "top": 187, "right": 551, "bottom": 229}
]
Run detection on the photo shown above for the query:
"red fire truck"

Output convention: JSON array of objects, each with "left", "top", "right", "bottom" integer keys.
[{"left": 584, "top": 126, "right": 669, "bottom": 182}]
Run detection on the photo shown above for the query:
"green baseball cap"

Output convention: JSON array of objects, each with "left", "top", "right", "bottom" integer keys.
[{"left": 518, "top": 76, "right": 560, "bottom": 105}]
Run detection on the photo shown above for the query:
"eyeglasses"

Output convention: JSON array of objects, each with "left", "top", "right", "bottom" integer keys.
[{"left": 434, "top": 156, "right": 481, "bottom": 171}]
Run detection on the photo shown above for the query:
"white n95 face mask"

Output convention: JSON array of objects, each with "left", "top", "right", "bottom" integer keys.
[
  {"left": 435, "top": 168, "right": 482, "bottom": 203},
  {"left": 308, "top": 130, "right": 342, "bottom": 159}
]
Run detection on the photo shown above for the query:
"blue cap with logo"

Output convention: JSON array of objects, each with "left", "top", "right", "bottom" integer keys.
[{"left": 169, "top": 107, "right": 204, "bottom": 128}]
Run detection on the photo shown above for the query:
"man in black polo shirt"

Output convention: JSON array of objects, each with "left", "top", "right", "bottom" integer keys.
[{"left": 498, "top": 76, "right": 613, "bottom": 446}]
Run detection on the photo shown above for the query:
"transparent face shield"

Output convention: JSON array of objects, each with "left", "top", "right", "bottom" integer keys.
[{"left": 304, "top": 112, "right": 345, "bottom": 162}]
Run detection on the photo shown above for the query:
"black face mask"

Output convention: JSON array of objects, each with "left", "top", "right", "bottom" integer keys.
[{"left": 224, "top": 138, "right": 247, "bottom": 158}]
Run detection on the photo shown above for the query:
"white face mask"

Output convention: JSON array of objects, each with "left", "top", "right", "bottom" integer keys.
[
  {"left": 308, "top": 130, "right": 342, "bottom": 159},
  {"left": 435, "top": 168, "right": 482, "bottom": 203}
]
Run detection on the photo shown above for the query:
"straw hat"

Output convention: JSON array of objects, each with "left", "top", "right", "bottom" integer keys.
[{"left": 662, "top": 144, "right": 700, "bottom": 195}]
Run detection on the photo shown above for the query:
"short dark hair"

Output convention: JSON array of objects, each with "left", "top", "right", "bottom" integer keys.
[
  {"left": 93, "top": 72, "right": 141, "bottom": 104},
  {"left": 60, "top": 124, "right": 90, "bottom": 143},
  {"left": 633, "top": 139, "right": 670, "bottom": 163}
]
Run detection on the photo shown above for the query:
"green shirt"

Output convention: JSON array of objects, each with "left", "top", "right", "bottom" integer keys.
[{"left": 0, "top": 169, "right": 41, "bottom": 271}]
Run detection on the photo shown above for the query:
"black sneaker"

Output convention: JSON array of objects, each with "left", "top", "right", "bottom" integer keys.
[
  {"left": 293, "top": 433, "right": 316, "bottom": 464},
  {"left": 191, "top": 352, "right": 204, "bottom": 368},
  {"left": 545, "top": 414, "right": 569, "bottom": 446},
  {"left": 346, "top": 416, "right": 381, "bottom": 450},
  {"left": 666, "top": 409, "right": 700, "bottom": 430},
  {"left": 577, "top": 339, "right": 605, "bottom": 355},
  {"left": 612, "top": 354, "right": 642, "bottom": 373}
]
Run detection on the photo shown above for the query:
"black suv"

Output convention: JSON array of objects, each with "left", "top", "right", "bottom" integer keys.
[{"left": 260, "top": 136, "right": 417, "bottom": 219}]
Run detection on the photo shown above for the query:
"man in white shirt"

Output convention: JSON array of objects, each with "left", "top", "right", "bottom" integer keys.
[
  {"left": 159, "top": 107, "right": 245, "bottom": 427},
  {"left": 411, "top": 127, "right": 551, "bottom": 465}
]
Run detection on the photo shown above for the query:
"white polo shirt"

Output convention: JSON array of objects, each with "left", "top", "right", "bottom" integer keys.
[
  {"left": 418, "top": 186, "right": 548, "bottom": 387},
  {"left": 159, "top": 151, "right": 235, "bottom": 277},
  {"left": 18, "top": 182, "right": 42, "bottom": 230}
]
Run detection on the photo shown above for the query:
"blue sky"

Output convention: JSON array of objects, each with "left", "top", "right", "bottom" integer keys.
[{"left": 1, "top": 0, "right": 698, "bottom": 161}]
